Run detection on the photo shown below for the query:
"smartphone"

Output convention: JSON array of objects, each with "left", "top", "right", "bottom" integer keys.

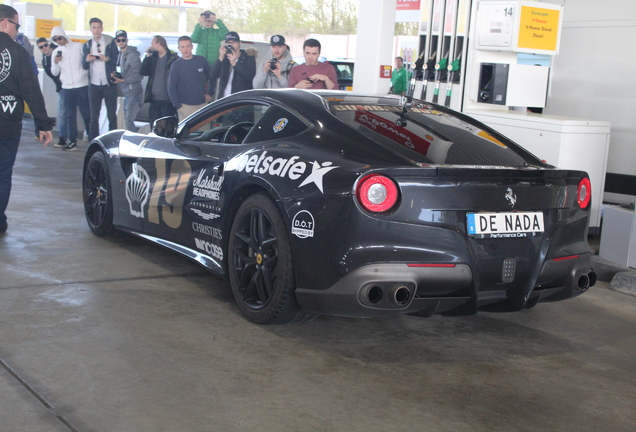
[{"left": 56, "top": 51, "right": 62, "bottom": 57}]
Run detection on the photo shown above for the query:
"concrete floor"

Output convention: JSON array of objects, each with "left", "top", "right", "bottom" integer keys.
[{"left": 1, "top": 128, "right": 636, "bottom": 432}]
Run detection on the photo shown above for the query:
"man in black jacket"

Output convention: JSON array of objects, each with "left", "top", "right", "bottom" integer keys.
[
  {"left": 209, "top": 31, "right": 255, "bottom": 100},
  {"left": 37, "top": 37, "right": 67, "bottom": 148},
  {"left": 0, "top": 5, "right": 52, "bottom": 234},
  {"left": 82, "top": 17, "right": 118, "bottom": 140},
  {"left": 140, "top": 35, "right": 178, "bottom": 125}
]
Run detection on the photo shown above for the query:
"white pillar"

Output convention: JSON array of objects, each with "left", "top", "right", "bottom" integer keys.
[
  {"left": 352, "top": 0, "right": 397, "bottom": 94},
  {"left": 76, "top": 0, "right": 85, "bottom": 32},
  {"left": 179, "top": 7, "right": 187, "bottom": 35}
]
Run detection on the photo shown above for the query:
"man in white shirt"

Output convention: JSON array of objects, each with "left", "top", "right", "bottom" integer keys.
[{"left": 82, "top": 17, "right": 118, "bottom": 140}]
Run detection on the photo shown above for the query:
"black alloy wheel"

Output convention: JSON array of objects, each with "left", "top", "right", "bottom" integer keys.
[
  {"left": 83, "top": 151, "right": 118, "bottom": 236},
  {"left": 228, "top": 193, "right": 313, "bottom": 324}
]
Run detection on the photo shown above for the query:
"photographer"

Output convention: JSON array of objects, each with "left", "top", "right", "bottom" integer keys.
[
  {"left": 109, "top": 30, "right": 143, "bottom": 132},
  {"left": 139, "top": 36, "right": 178, "bottom": 125},
  {"left": 209, "top": 31, "right": 256, "bottom": 100},
  {"left": 253, "top": 35, "right": 296, "bottom": 89},
  {"left": 191, "top": 10, "right": 229, "bottom": 67}
]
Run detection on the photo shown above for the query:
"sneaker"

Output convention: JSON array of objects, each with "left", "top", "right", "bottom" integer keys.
[
  {"left": 54, "top": 138, "right": 67, "bottom": 148},
  {"left": 63, "top": 141, "right": 78, "bottom": 152},
  {"left": 0, "top": 222, "right": 7, "bottom": 234}
]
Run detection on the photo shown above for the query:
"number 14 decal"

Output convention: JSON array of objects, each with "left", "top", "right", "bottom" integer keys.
[{"left": 148, "top": 159, "right": 192, "bottom": 228}]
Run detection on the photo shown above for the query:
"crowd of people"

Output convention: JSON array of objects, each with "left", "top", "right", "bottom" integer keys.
[
  {"left": 33, "top": 10, "right": 339, "bottom": 150},
  {"left": 0, "top": 7, "right": 340, "bottom": 234}
]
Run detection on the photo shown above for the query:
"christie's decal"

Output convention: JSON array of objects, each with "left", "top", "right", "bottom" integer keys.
[
  {"left": 192, "top": 222, "right": 222, "bottom": 240},
  {"left": 125, "top": 164, "right": 150, "bottom": 218},
  {"left": 233, "top": 151, "right": 338, "bottom": 193},
  {"left": 291, "top": 210, "right": 315, "bottom": 238}
]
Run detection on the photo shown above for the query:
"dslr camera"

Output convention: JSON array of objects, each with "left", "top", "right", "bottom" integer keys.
[
  {"left": 269, "top": 57, "right": 278, "bottom": 71},
  {"left": 110, "top": 72, "right": 123, "bottom": 83}
]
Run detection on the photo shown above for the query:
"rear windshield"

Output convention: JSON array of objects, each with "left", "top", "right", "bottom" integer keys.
[{"left": 327, "top": 99, "right": 542, "bottom": 167}]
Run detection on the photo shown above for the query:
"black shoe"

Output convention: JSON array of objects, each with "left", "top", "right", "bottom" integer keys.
[
  {"left": 0, "top": 223, "right": 7, "bottom": 234},
  {"left": 54, "top": 138, "right": 67, "bottom": 148},
  {"left": 63, "top": 141, "right": 78, "bottom": 152}
]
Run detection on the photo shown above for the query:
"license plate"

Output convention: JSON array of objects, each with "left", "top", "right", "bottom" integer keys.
[{"left": 467, "top": 212, "right": 544, "bottom": 238}]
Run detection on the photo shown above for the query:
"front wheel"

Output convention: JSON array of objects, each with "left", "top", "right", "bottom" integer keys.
[
  {"left": 83, "top": 151, "right": 118, "bottom": 236},
  {"left": 228, "top": 193, "right": 313, "bottom": 324}
]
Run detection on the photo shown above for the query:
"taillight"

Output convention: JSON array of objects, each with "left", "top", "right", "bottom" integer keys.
[
  {"left": 577, "top": 178, "right": 591, "bottom": 209},
  {"left": 356, "top": 174, "right": 399, "bottom": 213}
]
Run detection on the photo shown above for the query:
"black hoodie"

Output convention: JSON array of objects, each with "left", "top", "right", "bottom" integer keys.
[{"left": 0, "top": 32, "right": 52, "bottom": 138}]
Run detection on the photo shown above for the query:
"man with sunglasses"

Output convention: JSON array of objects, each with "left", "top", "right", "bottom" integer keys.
[
  {"left": 82, "top": 17, "right": 118, "bottom": 141},
  {"left": 37, "top": 37, "right": 67, "bottom": 148},
  {"left": 109, "top": 30, "right": 143, "bottom": 132},
  {"left": 0, "top": 5, "right": 53, "bottom": 234}
]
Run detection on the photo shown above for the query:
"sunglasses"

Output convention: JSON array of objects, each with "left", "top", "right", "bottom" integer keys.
[
  {"left": 38, "top": 43, "right": 49, "bottom": 49},
  {"left": 115, "top": 38, "right": 126, "bottom": 43},
  {"left": 52, "top": 36, "right": 63, "bottom": 42},
  {"left": 7, "top": 19, "right": 20, "bottom": 32}
]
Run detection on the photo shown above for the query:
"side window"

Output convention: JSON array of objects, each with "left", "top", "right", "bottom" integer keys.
[
  {"left": 180, "top": 104, "right": 269, "bottom": 144},
  {"left": 244, "top": 105, "right": 309, "bottom": 143}
]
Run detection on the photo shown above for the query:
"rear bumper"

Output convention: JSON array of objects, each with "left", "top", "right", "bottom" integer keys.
[{"left": 294, "top": 254, "right": 595, "bottom": 318}]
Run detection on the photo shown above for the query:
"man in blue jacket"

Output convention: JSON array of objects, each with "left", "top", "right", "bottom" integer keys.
[
  {"left": 168, "top": 36, "right": 212, "bottom": 121},
  {"left": 0, "top": 5, "right": 52, "bottom": 234}
]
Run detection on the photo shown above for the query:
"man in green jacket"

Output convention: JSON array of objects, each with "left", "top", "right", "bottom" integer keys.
[
  {"left": 390, "top": 56, "right": 408, "bottom": 96},
  {"left": 191, "top": 11, "right": 229, "bottom": 67}
]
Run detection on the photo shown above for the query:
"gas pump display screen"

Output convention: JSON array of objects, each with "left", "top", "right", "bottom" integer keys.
[{"left": 477, "top": 1, "right": 516, "bottom": 48}]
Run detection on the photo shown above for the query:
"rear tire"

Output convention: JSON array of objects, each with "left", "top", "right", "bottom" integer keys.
[
  {"left": 228, "top": 193, "right": 314, "bottom": 324},
  {"left": 83, "top": 151, "right": 118, "bottom": 237}
]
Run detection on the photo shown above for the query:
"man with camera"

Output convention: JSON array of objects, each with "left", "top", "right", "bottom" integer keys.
[
  {"left": 82, "top": 17, "right": 119, "bottom": 141},
  {"left": 140, "top": 35, "right": 179, "bottom": 125},
  {"left": 253, "top": 35, "right": 296, "bottom": 89},
  {"left": 209, "top": 31, "right": 256, "bottom": 100},
  {"left": 168, "top": 36, "right": 212, "bottom": 121},
  {"left": 37, "top": 36, "right": 67, "bottom": 148},
  {"left": 191, "top": 10, "right": 229, "bottom": 67},
  {"left": 288, "top": 38, "right": 337, "bottom": 90},
  {"left": 109, "top": 30, "right": 143, "bottom": 132},
  {"left": 50, "top": 26, "right": 91, "bottom": 152}
]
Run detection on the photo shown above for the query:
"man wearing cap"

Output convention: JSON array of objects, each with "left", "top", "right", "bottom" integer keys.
[
  {"left": 110, "top": 30, "right": 143, "bottom": 132},
  {"left": 288, "top": 38, "right": 337, "bottom": 90},
  {"left": 191, "top": 11, "right": 229, "bottom": 67},
  {"left": 253, "top": 35, "right": 296, "bottom": 89},
  {"left": 168, "top": 36, "right": 212, "bottom": 121},
  {"left": 210, "top": 31, "right": 256, "bottom": 99}
]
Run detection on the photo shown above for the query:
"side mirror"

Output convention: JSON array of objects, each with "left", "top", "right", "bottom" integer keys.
[{"left": 152, "top": 116, "right": 178, "bottom": 138}]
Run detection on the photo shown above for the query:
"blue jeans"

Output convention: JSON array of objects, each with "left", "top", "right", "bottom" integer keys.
[
  {"left": 89, "top": 84, "right": 118, "bottom": 140},
  {"left": 124, "top": 93, "right": 143, "bottom": 132},
  {"left": 63, "top": 86, "right": 90, "bottom": 143},
  {"left": 0, "top": 134, "right": 21, "bottom": 227},
  {"left": 57, "top": 89, "right": 67, "bottom": 140}
]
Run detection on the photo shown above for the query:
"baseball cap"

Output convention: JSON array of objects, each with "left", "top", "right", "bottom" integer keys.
[
  {"left": 225, "top": 31, "right": 240, "bottom": 43},
  {"left": 201, "top": 10, "right": 215, "bottom": 16},
  {"left": 115, "top": 30, "right": 127, "bottom": 39},
  {"left": 270, "top": 35, "right": 286, "bottom": 46}
]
